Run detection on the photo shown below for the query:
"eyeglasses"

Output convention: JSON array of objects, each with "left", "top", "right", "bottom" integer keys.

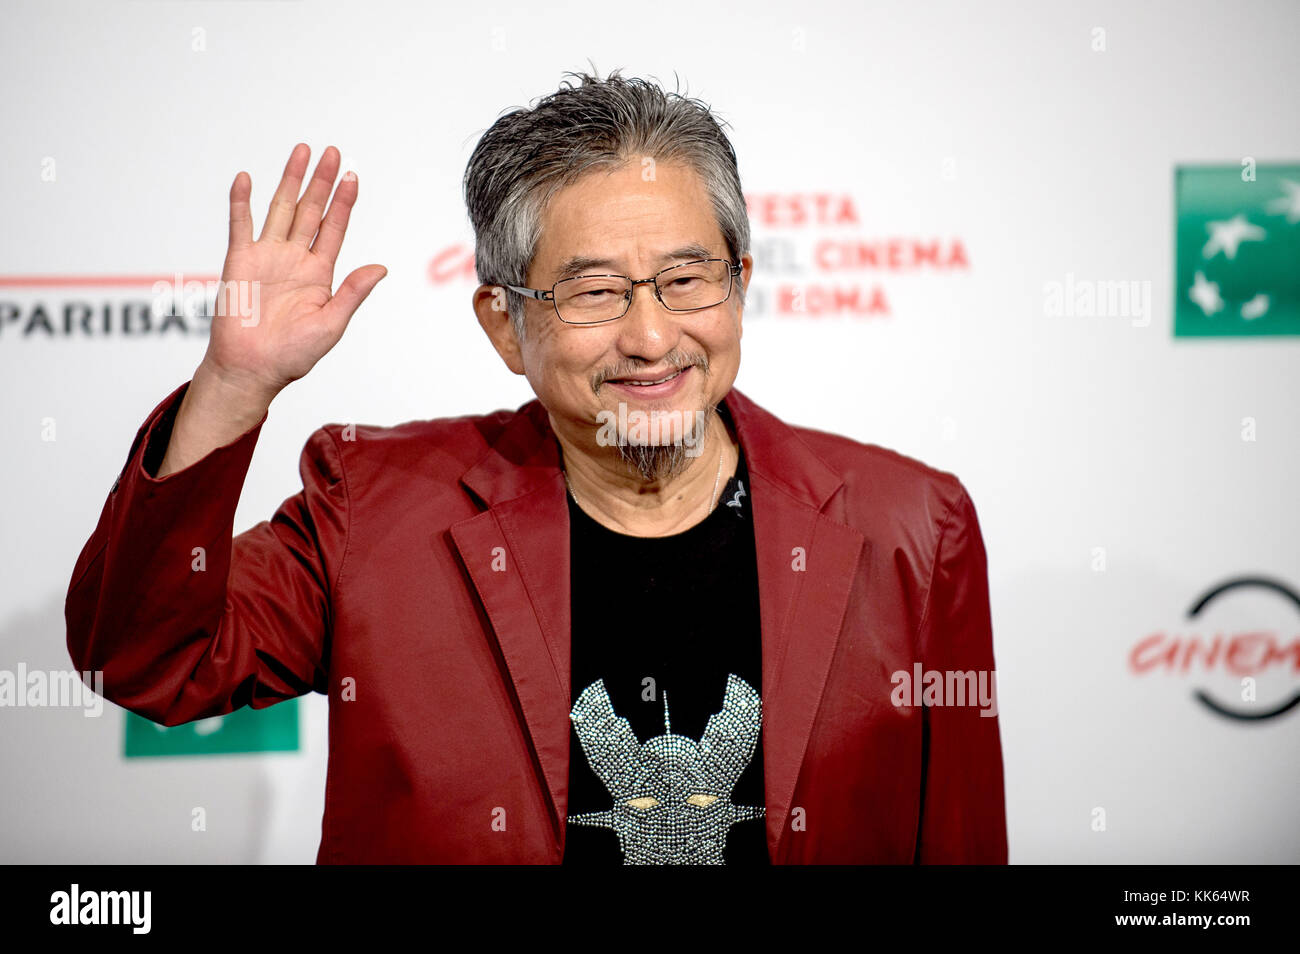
[{"left": 504, "top": 258, "right": 743, "bottom": 325}]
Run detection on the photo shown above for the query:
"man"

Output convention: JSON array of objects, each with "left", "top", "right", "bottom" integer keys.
[{"left": 66, "top": 70, "right": 1007, "bottom": 864}]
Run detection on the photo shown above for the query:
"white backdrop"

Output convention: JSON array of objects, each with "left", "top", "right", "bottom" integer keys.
[{"left": 1, "top": 0, "right": 1297, "bottom": 863}]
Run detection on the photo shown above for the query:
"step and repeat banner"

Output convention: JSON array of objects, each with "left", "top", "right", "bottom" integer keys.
[{"left": 1, "top": 0, "right": 1296, "bottom": 863}]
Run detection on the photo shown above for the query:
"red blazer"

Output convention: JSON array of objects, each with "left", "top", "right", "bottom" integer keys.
[{"left": 66, "top": 380, "right": 1008, "bottom": 864}]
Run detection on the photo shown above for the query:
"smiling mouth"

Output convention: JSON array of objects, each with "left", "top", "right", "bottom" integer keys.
[{"left": 608, "top": 367, "right": 688, "bottom": 387}]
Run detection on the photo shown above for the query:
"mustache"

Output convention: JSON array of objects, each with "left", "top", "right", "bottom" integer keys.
[{"left": 592, "top": 352, "right": 709, "bottom": 392}]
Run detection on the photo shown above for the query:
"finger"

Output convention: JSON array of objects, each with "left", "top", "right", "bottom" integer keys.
[
  {"left": 319, "top": 264, "right": 387, "bottom": 333},
  {"left": 289, "top": 145, "right": 341, "bottom": 247},
  {"left": 258, "top": 143, "right": 310, "bottom": 243},
  {"left": 227, "top": 171, "right": 253, "bottom": 253},
  {"left": 311, "top": 169, "right": 358, "bottom": 266}
]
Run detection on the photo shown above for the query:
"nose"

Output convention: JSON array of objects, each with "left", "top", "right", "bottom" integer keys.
[{"left": 616, "top": 279, "right": 677, "bottom": 350}]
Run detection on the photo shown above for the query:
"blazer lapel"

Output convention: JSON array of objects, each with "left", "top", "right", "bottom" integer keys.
[
  {"left": 450, "top": 402, "right": 572, "bottom": 851},
  {"left": 724, "top": 390, "right": 866, "bottom": 863},
  {"left": 449, "top": 389, "right": 865, "bottom": 865}
]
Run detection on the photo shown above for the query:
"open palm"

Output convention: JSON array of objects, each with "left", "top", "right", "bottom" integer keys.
[{"left": 204, "top": 143, "right": 386, "bottom": 402}]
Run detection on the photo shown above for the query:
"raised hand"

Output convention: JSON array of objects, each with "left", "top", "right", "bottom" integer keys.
[
  {"left": 204, "top": 142, "right": 387, "bottom": 406},
  {"left": 155, "top": 144, "right": 386, "bottom": 478}
]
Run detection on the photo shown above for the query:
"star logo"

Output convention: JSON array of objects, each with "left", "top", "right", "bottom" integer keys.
[
  {"left": 1201, "top": 214, "right": 1266, "bottom": 260},
  {"left": 1240, "top": 293, "right": 1270, "bottom": 320},
  {"left": 1188, "top": 271, "right": 1224, "bottom": 316},
  {"left": 1174, "top": 164, "right": 1300, "bottom": 337},
  {"left": 1264, "top": 179, "right": 1300, "bottom": 224}
]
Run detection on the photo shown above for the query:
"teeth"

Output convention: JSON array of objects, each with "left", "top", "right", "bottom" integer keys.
[{"left": 622, "top": 369, "right": 681, "bottom": 386}]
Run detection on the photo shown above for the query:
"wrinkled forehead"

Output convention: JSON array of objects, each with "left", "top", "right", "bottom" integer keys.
[{"left": 528, "top": 160, "right": 728, "bottom": 285}]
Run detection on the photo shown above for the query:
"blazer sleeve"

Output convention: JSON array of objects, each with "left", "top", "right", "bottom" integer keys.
[
  {"left": 913, "top": 483, "right": 1009, "bottom": 863},
  {"left": 64, "top": 379, "right": 347, "bottom": 726}
]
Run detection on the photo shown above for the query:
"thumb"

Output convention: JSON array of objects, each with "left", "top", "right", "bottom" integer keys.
[{"left": 322, "top": 264, "right": 387, "bottom": 330}]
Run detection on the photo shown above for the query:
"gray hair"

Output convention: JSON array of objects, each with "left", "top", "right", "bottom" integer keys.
[{"left": 463, "top": 68, "right": 750, "bottom": 341}]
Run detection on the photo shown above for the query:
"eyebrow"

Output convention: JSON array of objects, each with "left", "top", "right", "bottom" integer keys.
[{"left": 552, "top": 243, "right": 717, "bottom": 282}]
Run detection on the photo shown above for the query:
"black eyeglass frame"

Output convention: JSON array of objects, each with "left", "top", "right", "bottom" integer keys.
[{"left": 503, "top": 258, "right": 743, "bottom": 325}]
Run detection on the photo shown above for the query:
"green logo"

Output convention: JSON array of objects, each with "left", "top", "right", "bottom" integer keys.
[
  {"left": 1174, "top": 164, "right": 1300, "bottom": 337},
  {"left": 124, "top": 701, "right": 299, "bottom": 757}
]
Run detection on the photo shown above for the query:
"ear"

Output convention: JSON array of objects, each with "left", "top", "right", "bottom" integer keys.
[
  {"left": 473, "top": 283, "right": 525, "bottom": 375},
  {"left": 735, "top": 252, "right": 753, "bottom": 339}
]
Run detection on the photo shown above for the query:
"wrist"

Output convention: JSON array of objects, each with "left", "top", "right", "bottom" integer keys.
[{"left": 190, "top": 360, "right": 278, "bottom": 427}]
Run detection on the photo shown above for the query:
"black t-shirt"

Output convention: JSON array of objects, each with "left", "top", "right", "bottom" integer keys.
[{"left": 562, "top": 434, "right": 769, "bottom": 865}]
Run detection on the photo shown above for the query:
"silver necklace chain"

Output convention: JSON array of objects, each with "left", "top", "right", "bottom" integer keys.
[{"left": 564, "top": 445, "right": 726, "bottom": 519}]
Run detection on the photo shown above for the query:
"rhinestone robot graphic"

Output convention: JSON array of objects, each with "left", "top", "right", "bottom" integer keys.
[{"left": 567, "top": 672, "right": 764, "bottom": 864}]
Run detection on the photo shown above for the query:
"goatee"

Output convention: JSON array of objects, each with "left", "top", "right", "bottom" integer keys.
[{"left": 614, "top": 403, "right": 718, "bottom": 484}]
